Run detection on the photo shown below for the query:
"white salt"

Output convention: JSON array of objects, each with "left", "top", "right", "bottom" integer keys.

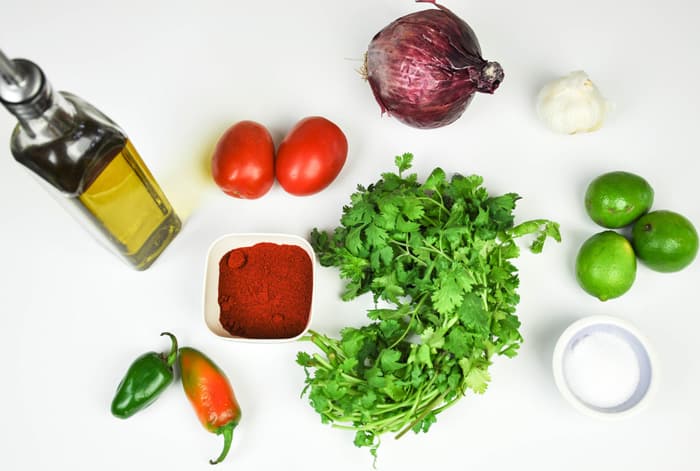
[{"left": 563, "top": 331, "right": 640, "bottom": 408}]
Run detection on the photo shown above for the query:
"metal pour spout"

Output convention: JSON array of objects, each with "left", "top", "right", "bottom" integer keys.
[
  {"left": 0, "top": 49, "right": 52, "bottom": 119},
  {"left": 0, "top": 49, "right": 22, "bottom": 85}
]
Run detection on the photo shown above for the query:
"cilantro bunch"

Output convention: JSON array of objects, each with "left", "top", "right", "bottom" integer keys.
[{"left": 297, "top": 154, "right": 560, "bottom": 457}]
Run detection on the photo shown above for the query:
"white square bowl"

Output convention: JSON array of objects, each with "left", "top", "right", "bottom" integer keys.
[{"left": 203, "top": 233, "right": 316, "bottom": 343}]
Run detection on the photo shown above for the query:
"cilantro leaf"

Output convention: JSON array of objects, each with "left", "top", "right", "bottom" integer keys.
[
  {"left": 395, "top": 152, "right": 413, "bottom": 175},
  {"left": 420, "top": 167, "right": 446, "bottom": 192},
  {"left": 465, "top": 365, "right": 491, "bottom": 394},
  {"left": 431, "top": 266, "right": 474, "bottom": 315}
]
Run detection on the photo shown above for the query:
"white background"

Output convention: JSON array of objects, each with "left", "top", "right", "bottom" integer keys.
[{"left": 1, "top": 0, "right": 698, "bottom": 469}]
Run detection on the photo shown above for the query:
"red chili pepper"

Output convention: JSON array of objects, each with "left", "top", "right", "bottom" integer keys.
[{"left": 178, "top": 347, "right": 241, "bottom": 465}]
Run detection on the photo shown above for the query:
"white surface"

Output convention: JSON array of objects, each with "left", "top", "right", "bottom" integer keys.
[{"left": 1, "top": 0, "right": 699, "bottom": 469}]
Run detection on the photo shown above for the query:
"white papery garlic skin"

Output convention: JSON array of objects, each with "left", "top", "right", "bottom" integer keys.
[{"left": 536, "top": 71, "right": 610, "bottom": 134}]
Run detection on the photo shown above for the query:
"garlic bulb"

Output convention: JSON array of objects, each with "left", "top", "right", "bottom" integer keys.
[{"left": 536, "top": 71, "right": 610, "bottom": 134}]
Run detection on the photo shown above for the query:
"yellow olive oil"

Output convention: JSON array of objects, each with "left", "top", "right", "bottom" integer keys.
[{"left": 79, "top": 140, "right": 180, "bottom": 269}]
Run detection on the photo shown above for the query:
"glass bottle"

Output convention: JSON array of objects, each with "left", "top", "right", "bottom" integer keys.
[{"left": 0, "top": 50, "right": 180, "bottom": 270}]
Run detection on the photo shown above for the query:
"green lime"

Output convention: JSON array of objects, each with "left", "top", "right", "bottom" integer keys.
[
  {"left": 584, "top": 171, "right": 654, "bottom": 228},
  {"left": 632, "top": 210, "right": 698, "bottom": 272},
  {"left": 576, "top": 230, "right": 637, "bottom": 301}
]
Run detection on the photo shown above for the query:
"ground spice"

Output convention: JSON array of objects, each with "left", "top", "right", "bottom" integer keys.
[{"left": 218, "top": 242, "right": 312, "bottom": 339}]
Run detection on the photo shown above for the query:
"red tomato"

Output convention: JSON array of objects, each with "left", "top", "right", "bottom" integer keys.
[
  {"left": 275, "top": 116, "right": 348, "bottom": 196},
  {"left": 211, "top": 121, "right": 275, "bottom": 199}
]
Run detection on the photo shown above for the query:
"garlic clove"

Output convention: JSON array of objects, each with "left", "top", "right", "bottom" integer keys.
[{"left": 536, "top": 70, "right": 610, "bottom": 135}]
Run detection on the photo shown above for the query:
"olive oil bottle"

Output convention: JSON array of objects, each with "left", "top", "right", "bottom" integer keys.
[{"left": 0, "top": 50, "right": 180, "bottom": 269}]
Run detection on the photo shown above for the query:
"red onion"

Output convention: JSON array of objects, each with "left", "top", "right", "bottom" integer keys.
[{"left": 365, "top": 0, "right": 503, "bottom": 129}]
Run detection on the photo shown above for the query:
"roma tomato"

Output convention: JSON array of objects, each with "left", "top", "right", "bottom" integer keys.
[
  {"left": 275, "top": 116, "right": 347, "bottom": 196},
  {"left": 211, "top": 121, "right": 275, "bottom": 199}
]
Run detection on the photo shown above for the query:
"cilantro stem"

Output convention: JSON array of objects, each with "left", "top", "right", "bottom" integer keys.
[
  {"left": 358, "top": 389, "right": 441, "bottom": 433},
  {"left": 429, "top": 393, "right": 462, "bottom": 416},
  {"left": 421, "top": 213, "right": 441, "bottom": 227},
  {"left": 395, "top": 391, "right": 447, "bottom": 440},
  {"left": 417, "top": 195, "right": 447, "bottom": 220},
  {"left": 341, "top": 372, "right": 365, "bottom": 384},
  {"left": 308, "top": 330, "right": 349, "bottom": 363},
  {"left": 417, "top": 243, "right": 453, "bottom": 262},
  {"left": 402, "top": 378, "right": 439, "bottom": 423},
  {"left": 387, "top": 294, "right": 428, "bottom": 349},
  {"left": 389, "top": 238, "right": 427, "bottom": 267},
  {"left": 312, "top": 353, "right": 333, "bottom": 370}
]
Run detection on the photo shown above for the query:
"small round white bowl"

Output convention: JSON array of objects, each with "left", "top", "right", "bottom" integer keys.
[
  {"left": 203, "top": 233, "right": 316, "bottom": 343},
  {"left": 552, "top": 315, "right": 658, "bottom": 419}
]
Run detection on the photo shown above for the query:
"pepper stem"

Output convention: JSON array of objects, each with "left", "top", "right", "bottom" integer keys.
[
  {"left": 160, "top": 332, "right": 178, "bottom": 367},
  {"left": 210, "top": 422, "right": 236, "bottom": 465}
]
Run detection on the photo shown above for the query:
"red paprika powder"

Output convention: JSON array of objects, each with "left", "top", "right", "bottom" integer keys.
[{"left": 218, "top": 242, "right": 312, "bottom": 339}]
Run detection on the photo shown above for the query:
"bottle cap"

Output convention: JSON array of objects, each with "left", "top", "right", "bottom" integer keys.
[{"left": 0, "top": 50, "right": 53, "bottom": 120}]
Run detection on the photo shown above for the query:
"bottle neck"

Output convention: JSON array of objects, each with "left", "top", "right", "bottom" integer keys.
[
  {"left": 0, "top": 57, "right": 77, "bottom": 141},
  {"left": 17, "top": 88, "right": 77, "bottom": 140}
]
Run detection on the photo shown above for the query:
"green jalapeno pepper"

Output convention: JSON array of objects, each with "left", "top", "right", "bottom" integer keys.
[{"left": 111, "top": 332, "right": 178, "bottom": 419}]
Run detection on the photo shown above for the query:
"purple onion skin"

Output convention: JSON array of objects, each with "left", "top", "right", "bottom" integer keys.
[{"left": 366, "top": 1, "right": 504, "bottom": 129}]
